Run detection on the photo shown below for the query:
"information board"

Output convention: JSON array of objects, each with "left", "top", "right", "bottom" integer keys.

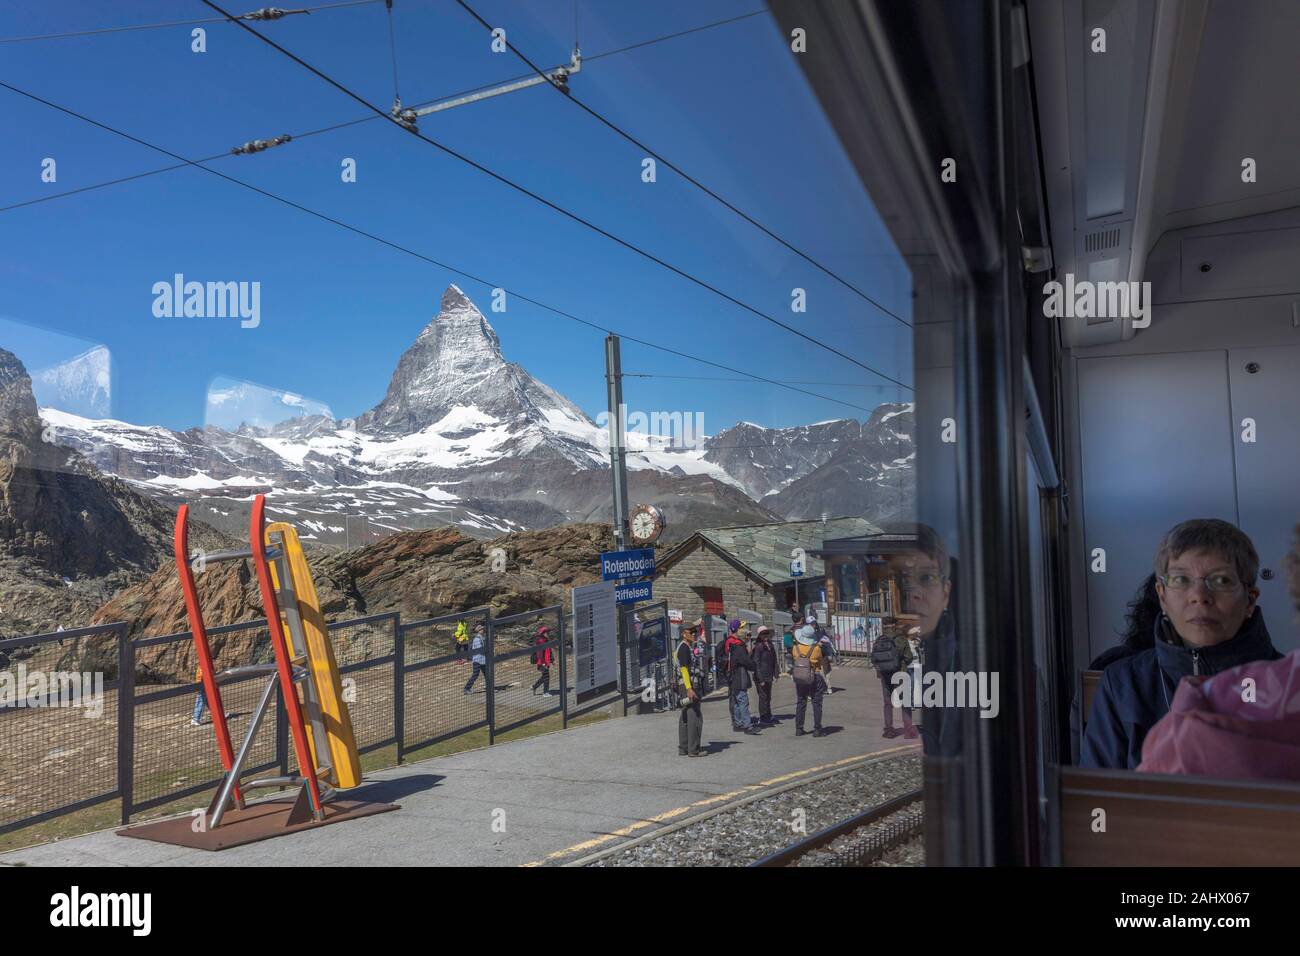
[{"left": 571, "top": 579, "right": 618, "bottom": 701}]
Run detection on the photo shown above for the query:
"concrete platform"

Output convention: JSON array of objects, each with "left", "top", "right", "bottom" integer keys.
[{"left": 0, "top": 662, "right": 918, "bottom": 867}]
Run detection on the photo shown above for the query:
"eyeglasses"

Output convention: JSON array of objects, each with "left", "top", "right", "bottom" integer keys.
[
  {"left": 1158, "top": 572, "right": 1242, "bottom": 593},
  {"left": 900, "top": 572, "right": 945, "bottom": 588}
]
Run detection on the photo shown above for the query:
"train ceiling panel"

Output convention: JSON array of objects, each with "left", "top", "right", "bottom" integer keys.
[{"left": 1031, "top": 0, "right": 1300, "bottom": 344}]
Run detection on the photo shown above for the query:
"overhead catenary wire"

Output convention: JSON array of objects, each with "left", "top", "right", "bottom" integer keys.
[
  {"left": 197, "top": 0, "right": 912, "bottom": 392},
  {"left": 625, "top": 373, "right": 892, "bottom": 388},
  {"left": 0, "top": 13, "right": 767, "bottom": 213},
  {"left": 0, "top": 78, "right": 879, "bottom": 417},
  {"left": 451, "top": 0, "right": 912, "bottom": 331},
  {"left": 0, "top": 0, "right": 378, "bottom": 43}
]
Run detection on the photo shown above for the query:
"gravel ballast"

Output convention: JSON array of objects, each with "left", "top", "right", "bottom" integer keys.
[{"left": 588, "top": 752, "right": 922, "bottom": 867}]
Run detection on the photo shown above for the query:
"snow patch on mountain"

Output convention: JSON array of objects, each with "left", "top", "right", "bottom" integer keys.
[{"left": 32, "top": 345, "right": 112, "bottom": 419}]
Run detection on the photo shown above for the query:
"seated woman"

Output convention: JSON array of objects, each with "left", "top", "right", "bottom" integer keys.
[
  {"left": 1080, "top": 518, "right": 1283, "bottom": 769},
  {"left": 1137, "top": 523, "right": 1300, "bottom": 781}
]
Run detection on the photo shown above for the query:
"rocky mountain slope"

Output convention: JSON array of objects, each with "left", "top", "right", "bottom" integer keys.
[
  {"left": 763, "top": 404, "right": 915, "bottom": 519},
  {"left": 0, "top": 348, "right": 227, "bottom": 636},
  {"left": 90, "top": 521, "right": 616, "bottom": 682},
  {"left": 24, "top": 285, "right": 913, "bottom": 554}
]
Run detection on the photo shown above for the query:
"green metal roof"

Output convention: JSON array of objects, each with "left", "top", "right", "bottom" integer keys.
[{"left": 693, "top": 516, "right": 882, "bottom": 584}]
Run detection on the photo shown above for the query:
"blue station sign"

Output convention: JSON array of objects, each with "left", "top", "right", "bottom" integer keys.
[{"left": 601, "top": 548, "right": 656, "bottom": 581}]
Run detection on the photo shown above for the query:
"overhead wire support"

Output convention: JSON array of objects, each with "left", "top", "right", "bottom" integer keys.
[
  {"left": 404, "top": 49, "right": 580, "bottom": 130},
  {"left": 0, "top": 13, "right": 767, "bottom": 214},
  {"left": 231, "top": 133, "right": 292, "bottom": 154},
  {"left": 0, "top": 78, "right": 877, "bottom": 416},
  {"left": 450, "top": 0, "right": 912, "bottom": 332},
  {"left": 197, "top": 0, "right": 912, "bottom": 391}
]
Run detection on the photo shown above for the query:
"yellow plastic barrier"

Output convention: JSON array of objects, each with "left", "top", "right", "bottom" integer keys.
[{"left": 266, "top": 522, "right": 362, "bottom": 789}]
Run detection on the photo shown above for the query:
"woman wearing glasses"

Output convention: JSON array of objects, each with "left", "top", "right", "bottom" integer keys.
[{"left": 1081, "top": 518, "right": 1283, "bottom": 769}]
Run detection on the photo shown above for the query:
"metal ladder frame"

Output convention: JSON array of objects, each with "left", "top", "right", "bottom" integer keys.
[{"left": 173, "top": 496, "right": 336, "bottom": 829}]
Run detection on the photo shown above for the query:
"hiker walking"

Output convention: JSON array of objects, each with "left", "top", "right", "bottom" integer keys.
[
  {"left": 531, "top": 625, "right": 554, "bottom": 696},
  {"left": 677, "top": 621, "right": 705, "bottom": 757},
  {"left": 462, "top": 622, "right": 489, "bottom": 695},
  {"left": 789, "top": 624, "right": 827, "bottom": 737},
  {"left": 872, "top": 626, "right": 918, "bottom": 738}
]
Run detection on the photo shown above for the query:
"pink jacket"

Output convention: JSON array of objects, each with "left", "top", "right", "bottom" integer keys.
[{"left": 1138, "top": 649, "right": 1300, "bottom": 781}]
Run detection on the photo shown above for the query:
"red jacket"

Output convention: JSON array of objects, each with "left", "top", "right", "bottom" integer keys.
[{"left": 533, "top": 636, "right": 553, "bottom": 667}]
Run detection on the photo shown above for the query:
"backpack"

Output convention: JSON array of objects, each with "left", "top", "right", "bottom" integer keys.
[
  {"left": 872, "top": 635, "right": 900, "bottom": 671},
  {"left": 790, "top": 644, "right": 815, "bottom": 686}
]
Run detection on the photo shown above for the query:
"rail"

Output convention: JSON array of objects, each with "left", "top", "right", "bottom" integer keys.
[{"left": 749, "top": 788, "right": 924, "bottom": 867}]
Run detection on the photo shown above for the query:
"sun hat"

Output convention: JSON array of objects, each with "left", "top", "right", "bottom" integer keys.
[{"left": 795, "top": 624, "right": 818, "bottom": 646}]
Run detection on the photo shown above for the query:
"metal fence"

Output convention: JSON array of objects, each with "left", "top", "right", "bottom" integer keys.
[{"left": 0, "top": 601, "right": 646, "bottom": 839}]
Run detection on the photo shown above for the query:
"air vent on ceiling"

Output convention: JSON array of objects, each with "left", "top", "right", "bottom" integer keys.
[{"left": 1083, "top": 227, "right": 1122, "bottom": 254}]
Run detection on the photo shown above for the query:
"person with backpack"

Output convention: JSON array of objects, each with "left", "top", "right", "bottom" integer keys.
[
  {"left": 531, "top": 625, "right": 554, "bottom": 696},
  {"left": 782, "top": 616, "right": 798, "bottom": 674},
  {"left": 816, "top": 627, "right": 837, "bottom": 695},
  {"left": 872, "top": 626, "right": 918, "bottom": 738},
  {"left": 722, "top": 620, "right": 760, "bottom": 734},
  {"left": 454, "top": 619, "right": 470, "bottom": 662},
  {"left": 790, "top": 624, "right": 826, "bottom": 737},
  {"left": 752, "top": 626, "right": 778, "bottom": 726},
  {"left": 462, "top": 622, "right": 489, "bottom": 695},
  {"left": 676, "top": 621, "right": 705, "bottom": 757}
]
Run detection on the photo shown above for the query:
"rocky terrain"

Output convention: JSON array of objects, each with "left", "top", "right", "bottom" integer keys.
[
  {"left": 0, "top": 348, "right": 228, "bottom": 637},
  {"left": 86, "top": 520, "right": 617, "bottom": 682}
]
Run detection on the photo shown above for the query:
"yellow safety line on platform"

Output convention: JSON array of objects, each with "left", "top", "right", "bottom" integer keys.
[{"left": 521, "top": 744, "right": 916, "bottom": 866}]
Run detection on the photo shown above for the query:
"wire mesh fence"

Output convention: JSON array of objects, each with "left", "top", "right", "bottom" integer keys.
[
  {"left": 0, "top": 600, "right": 639, "bottom": 838},
  {"left": 0, "top": 623, "right": 126, "bottom": 835},
  {"left": 399, "top": 607, "right": 492, "bottom": 754}
]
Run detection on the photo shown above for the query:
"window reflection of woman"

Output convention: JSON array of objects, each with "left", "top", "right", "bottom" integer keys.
[
  {"left": 1081, "top": 519, "right": 1282, "bottom": 770},
  {"left": 891, "top": 525, "right": 957, "bottom": 756}
]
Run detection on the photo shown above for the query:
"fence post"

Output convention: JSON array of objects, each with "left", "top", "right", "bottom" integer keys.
[
  {"left": 117, "top": 623, "right": 135, "bottom": 826},
  {"left": 559, "top": 607, "right": 568, "bottom": 729},
  {"left": 486, "top": 613, "right": 495, "bottom": 745},
  {"left": 394, "top": 614, "right": 405, "bottom": 765},
  {"left": 620, "top": 607, "right": 629, "bottom": 717}
]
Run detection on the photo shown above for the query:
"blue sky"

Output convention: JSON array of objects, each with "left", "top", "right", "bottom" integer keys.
[{"left": 0, "top": 0, "right": 911, "bottom": 434}]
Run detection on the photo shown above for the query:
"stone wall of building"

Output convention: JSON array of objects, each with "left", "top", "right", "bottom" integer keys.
[{"left": 654, "top": 541, "right": 782, "bottom": 628}]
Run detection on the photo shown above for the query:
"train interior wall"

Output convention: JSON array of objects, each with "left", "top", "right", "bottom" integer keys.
[{"left": 1064, "top": 206, "right": 1300, "bottom": 666}]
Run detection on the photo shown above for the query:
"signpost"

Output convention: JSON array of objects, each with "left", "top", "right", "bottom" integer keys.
[
  {"left": 614, "top": 580, "right": 653, "bottom": 604},
  {"left": 600, "top": 548, "right": 655, "bottom": 581},
  {"left": 790, "top": 557, "right": 804, "bottom": 615},
  {"left": 571, "top": 579, "right": 618, "bottom": 703}
]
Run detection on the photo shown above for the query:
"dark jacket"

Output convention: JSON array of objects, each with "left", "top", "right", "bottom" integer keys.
[
  {"left": 919, "top": 610, "right": 961, "bottom": 759},
  {"left": 753, "top": 638, "right": 777, "bottom": 681},
  {"left": 1080, "top": 608, "right": 1282, "bottom": 770},
  {"left": 723, "top": 637, "right": 755, "bottom": 691}
]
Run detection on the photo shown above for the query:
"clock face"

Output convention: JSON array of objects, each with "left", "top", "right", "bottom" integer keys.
[
  {"left": 629, "top": 504, "right": 663, "bottom": 543},
  {"left": 632, "top": 511, "right": 656, "bottom": 540}
]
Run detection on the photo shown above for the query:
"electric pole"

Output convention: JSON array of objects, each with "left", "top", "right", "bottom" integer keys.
[{"left": 605, "top": 334, "right": 630, "bottom": 550}]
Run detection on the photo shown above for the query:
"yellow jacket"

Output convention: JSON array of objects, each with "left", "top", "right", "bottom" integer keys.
[{"left": 792, "top": 642, "right": 823, "bottom": 672}]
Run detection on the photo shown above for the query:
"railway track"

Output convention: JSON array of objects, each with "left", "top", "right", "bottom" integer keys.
[{"left": 750, "top": 787, "right": 924, "bottom": 867}]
